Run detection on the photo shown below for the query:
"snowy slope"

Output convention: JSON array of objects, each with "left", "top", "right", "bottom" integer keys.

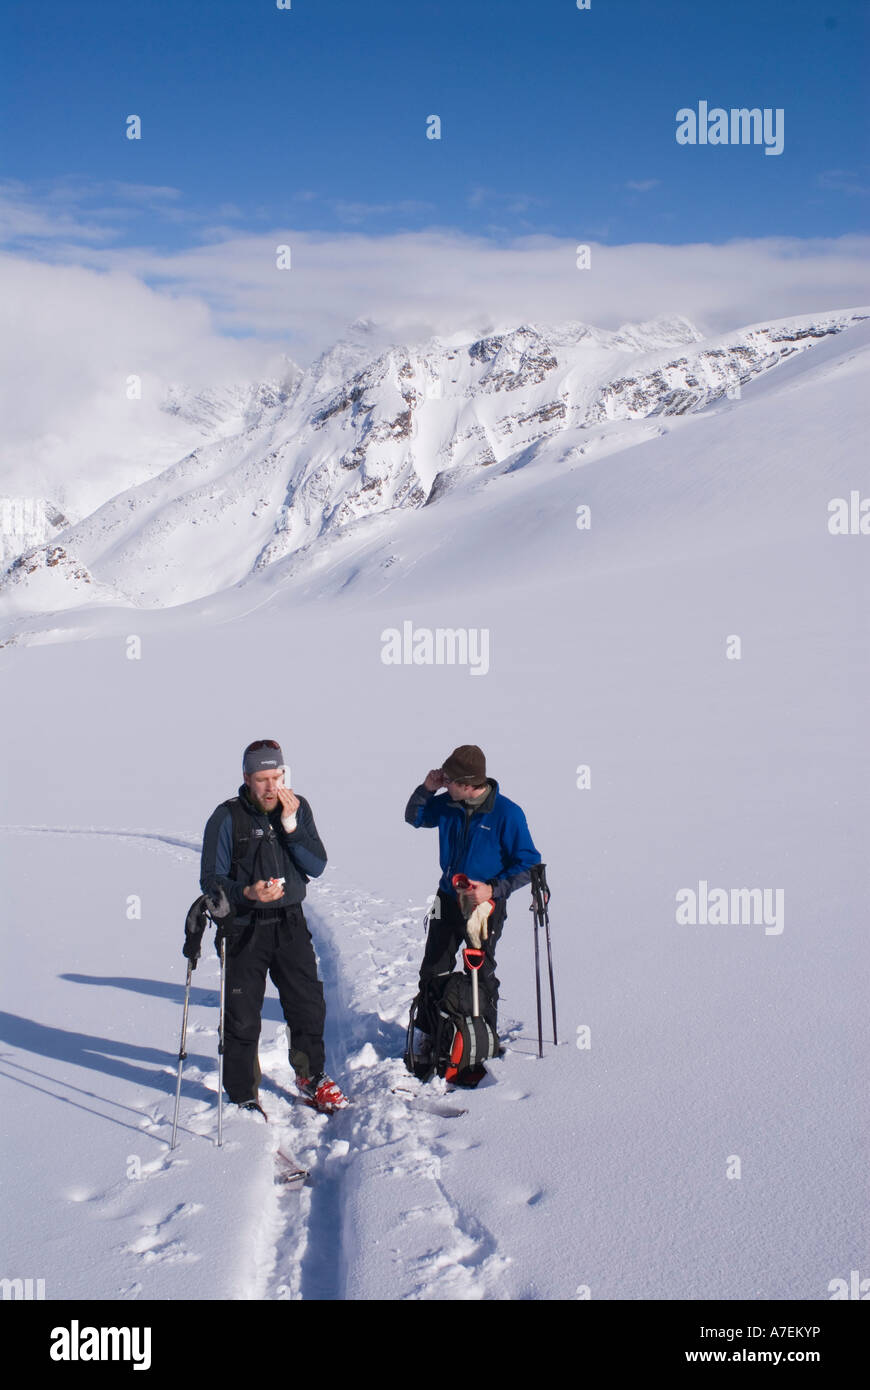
[
  {"left": 0, "top": 314, "right": 867, "bottom": 1301},
  {"left": 1, "top": 309, "right": 865, "bottom": 631}
]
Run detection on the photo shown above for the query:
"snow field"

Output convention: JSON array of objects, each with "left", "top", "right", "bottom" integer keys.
[
  {"left": 0, "top": 828, "right": 558, "bottom": 1300},
  {"left": 1, "top": 317, "right": 867, "bottom": 1299}
]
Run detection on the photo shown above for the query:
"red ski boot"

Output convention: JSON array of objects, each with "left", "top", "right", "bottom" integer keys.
[{"left": 295, "top": 1074, "right": 350, "bottom": 1114}]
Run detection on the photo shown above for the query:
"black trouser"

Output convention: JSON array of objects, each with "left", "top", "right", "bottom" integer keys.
[
  {"left": 222, "top": 904, "right": 325, "bottom": 1102},
  {"left": 418, "top": 890, "right": 507, "bottom": 1033}
]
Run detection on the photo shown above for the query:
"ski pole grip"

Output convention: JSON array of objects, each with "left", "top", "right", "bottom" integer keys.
[{"left": 530, "top": 861, "right": 550, "bottom": 903}]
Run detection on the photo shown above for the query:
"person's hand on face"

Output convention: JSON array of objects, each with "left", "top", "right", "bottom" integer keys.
[{"left": 277, "top": 783, "right": 300, "bottom": 819}]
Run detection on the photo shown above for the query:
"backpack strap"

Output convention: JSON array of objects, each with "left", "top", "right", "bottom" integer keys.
[{"left": 223, "top": 797, "right": 254, "bottom": 879}]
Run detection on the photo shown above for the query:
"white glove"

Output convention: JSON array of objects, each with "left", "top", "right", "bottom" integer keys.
[{"left": 465, "top": 900, "right": 493, "bottom": 949}]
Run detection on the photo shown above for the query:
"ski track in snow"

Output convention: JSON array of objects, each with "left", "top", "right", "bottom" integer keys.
[
  {"left": 298, "top": 881, "right": 517, "bottom": 1301},
  {"left": 0, "top": 824, "right": 202, "bottom": 858},
  {"left": 1, "top": 823, "right": 520, "bottom": 1300}
]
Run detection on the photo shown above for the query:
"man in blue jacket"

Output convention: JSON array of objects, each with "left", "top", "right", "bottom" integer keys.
[
  {"left": 405, "top": 744, "right": 541, "bottom": 1046},
  {"left": 199, "top": 739, "right": 347, "bottom": 1115}
]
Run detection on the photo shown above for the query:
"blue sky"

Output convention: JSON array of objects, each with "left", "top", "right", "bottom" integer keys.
[
  {"left": 2, "top": 0, "right": 867, "bottom": 250},
  {"left": 0, "top": 0, "right": 867, "bottom": 401}
]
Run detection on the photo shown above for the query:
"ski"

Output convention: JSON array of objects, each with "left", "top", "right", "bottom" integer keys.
[
  {"left": 290, "top": 1092, "right": 351, "bottom": 1116},
  {"left": 300, "top": 1095, "right": 350, "bottom": 1117},
  {"left": 275, "top": 1147, "right": 309, "bottom": 1186},
  {"left": 390, "top": 1086, "right": 468, "bottom": 1118}
]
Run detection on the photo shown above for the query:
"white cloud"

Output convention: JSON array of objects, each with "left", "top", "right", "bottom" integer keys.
[
  {"left": 0, "top": 179, "right": 117, "bottom": 245},
  {"left": 55, "top": 225, "right": 862, "bottom": 360},
  {"left": 0, "top": 252, "right": 291, "bottom": 515},
  {"left": 1, "top": 177, "right": 868, "bottom": 515},
  {"left": 818, "top": 169, "right": 869, "bottom": 196},
  {"left": 330, "top": 198, "right": 437, "bottom": 225}
]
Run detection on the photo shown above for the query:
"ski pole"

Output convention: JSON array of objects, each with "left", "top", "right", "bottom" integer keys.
[
  {"left": 543, "top": 892, "right": 557, "bottom": 1047},
  {"left": 529, "top": 863, "right": 557, "bottom": 1054},
  {"left": 217, "top": 932, "right": 226, "bottom": 1148},
  {"left": 170, "top": 960, "right": 194, "bottom": 1150},
  {"left": 173, "top": 894, "right": 209, "bottom": 1149},
  {"left": 536, "top": 862, "right": 557, "bottom": 1045},
  {"left": 532, "top": 902, "right": 543, "bottom": 1058}
]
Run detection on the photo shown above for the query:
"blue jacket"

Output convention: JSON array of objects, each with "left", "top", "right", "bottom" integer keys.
[{"left": 405, "top": 779, "right": 540, "bottom": 900}]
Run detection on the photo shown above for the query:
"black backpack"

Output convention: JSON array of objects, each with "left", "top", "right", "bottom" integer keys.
[{"left": 405, "top": 966, "right": 498, "bottom": 1088}]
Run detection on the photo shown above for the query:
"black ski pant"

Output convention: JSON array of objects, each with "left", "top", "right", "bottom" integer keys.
[
  {"left": 418, "top": 889, "right": 507, "bottom": 1033},
  {"left": 221, "top": 904, "right": 325, "bottom": 1102}
]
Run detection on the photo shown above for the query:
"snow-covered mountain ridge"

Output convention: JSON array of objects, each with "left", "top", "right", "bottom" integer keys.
[
  {"left": 0, "top": 307, "right": 866, "bottom": 626},
  {"left": 160, "top": 370, "right": 301, "bottom": 438}
]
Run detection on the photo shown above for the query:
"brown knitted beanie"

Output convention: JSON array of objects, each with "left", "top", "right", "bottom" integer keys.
[{"left": 442, "top": 744, "right": 487, "bottom": 786}]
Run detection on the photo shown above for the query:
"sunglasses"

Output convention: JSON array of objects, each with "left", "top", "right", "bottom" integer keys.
[{"left": 244, "top": 739, "right": 281, "bottom": 753}]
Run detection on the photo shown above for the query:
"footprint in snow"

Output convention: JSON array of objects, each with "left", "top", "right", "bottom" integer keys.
[
  {"left": 122, "top": 1202, "right": 203, "bottom": 1265},
  {"left": 65, "top": 1185, "right": 102, "bottom": 1203}
]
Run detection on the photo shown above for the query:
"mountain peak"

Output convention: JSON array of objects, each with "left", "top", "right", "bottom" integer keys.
[{"left": 3, "top": 307, "right": 868, "bottom": 636}]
